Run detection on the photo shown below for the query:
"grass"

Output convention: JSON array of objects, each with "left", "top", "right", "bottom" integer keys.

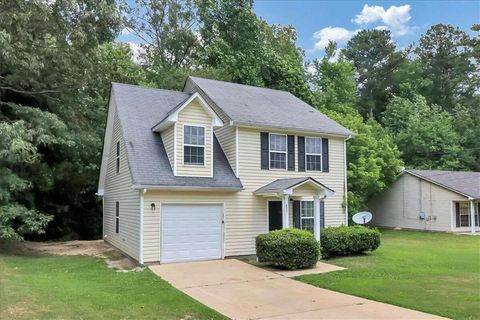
[
  {"left": 297, "top": 229, "right": 480, "bottom": 320},
  {"left": 0, "top": 246, "right": 226, "bottom": 320}
]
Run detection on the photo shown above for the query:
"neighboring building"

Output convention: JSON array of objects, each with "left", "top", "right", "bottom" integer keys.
[
  {"left": 97, "top": 76, "right": 353, "bottom": 264},
  {"left": 369, "top": 170, "right": 480, "bottom": 233}
]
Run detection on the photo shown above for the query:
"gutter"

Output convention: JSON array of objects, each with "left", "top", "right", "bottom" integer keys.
[{"left": 132, "top": 185, "right": 244, "bottom": 192}]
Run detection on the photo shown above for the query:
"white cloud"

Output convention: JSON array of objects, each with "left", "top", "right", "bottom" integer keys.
[
  {"left": 353, "top": 4, "right": 412, "bottom": 36},
  {"left": 121, "top": 27, "right": 134, "bottom": 35},
  {"left": 313, "top": 27, "right": 360, "bottom": 51},
  {"left": 126, "top": 42, "right": 146, "bottom": 64}
]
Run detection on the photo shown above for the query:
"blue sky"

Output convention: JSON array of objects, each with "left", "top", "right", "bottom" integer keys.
[
  {"left": 117, "top": 1, "right": 479, "bottom": 61},
  {"left": 253, "top": 1, "right": 479, "bottom": 60}
]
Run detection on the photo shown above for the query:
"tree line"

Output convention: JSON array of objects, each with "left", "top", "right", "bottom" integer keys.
[{"left": 0, "top": 0, "right": 478, "bottom": 240}]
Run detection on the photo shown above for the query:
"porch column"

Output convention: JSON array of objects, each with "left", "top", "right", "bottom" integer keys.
[
  {"left": 470, "top": 200, "right": 476, "bottom": 234},
  {"left": 313, "top": 195, "right": 320, "bottom": 241},
  {"left": 282, "top": 194, "right": 290, "bottom": 229}
]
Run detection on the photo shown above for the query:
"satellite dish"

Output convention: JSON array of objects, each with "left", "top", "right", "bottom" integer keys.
[{"left": 352, "top": 211, "right": 372, "bottom": 225}]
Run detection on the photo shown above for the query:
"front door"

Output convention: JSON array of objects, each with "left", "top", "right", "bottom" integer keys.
[{"left": 268, "top": 201, "right": 283, "bottom": 231}]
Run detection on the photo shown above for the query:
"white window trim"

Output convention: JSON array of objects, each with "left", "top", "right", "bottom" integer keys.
[
  {"left": 456, "top": 201, "right": 478, "bottom": 228},
  {"left": 300, "top": 200, "right": 314, "bottom": 231},
  {"left": 268, "top": 133, "right": 288, "bottom": 170},
  {"left": 305, "top": 136, "right": 322, "bottom": 172},
  {"left": 183, "top": 124, "right": 206, "bottom": 167},
  {"left": 115, "top": 141, "right": 120, "bottom": 174}
]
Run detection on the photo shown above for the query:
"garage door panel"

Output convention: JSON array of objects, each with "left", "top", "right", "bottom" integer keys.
[{"left": 161, "top": 204, "right": 223, "bottom": 263}]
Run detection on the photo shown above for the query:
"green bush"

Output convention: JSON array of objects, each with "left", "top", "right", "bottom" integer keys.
[
  {"left": 320, "top": 225, "right": 381, "bottom": 258},
  {"left": 256, "top": 228, "right": 320, "bottom": 270}
]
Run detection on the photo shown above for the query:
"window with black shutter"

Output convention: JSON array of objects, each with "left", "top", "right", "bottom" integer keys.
[{"left": 298, "top": 136, "right": 305, "bottom": 172}]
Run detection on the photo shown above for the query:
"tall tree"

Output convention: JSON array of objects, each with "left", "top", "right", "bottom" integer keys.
[
  {"left": 0, "top": 0, "right": 122, "bottom": 239},
  {"left": 342, "top": 29, "right": 406, "bottom": 119},
  {"left": 383, "top": 95, "right": 462, "bottom": 169},
  {"left": 310, "top": 46, "right": 403, "bottom": 215},
  {"left": 414, "top": 24, "right": 478, "bottom": 111}
]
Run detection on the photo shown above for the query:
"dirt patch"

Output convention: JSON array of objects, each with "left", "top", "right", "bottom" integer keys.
[
  {"left": 9, "top": 240, "right": 138, "bottom": 271},
  {"left": 22, "top": 240, "right": 116, "bottom": 259}
]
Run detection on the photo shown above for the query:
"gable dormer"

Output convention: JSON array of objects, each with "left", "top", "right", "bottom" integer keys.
[{"left": 152, "top": 93, "right": 223, "bottom": 177}]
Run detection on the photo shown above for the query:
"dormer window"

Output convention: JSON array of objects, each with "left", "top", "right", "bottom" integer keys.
[
  {"left": 184, "top": 125, "right": 205, "bottom": 165},
  {"left": 269, "top": 134, "right": 287, "bottom": 170}
]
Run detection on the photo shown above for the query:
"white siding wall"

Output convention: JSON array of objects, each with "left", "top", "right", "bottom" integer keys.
[
  {"left": 142, "top": 126, "right": 347, "bottom": 262},
  {"left": 161, "top": 124, "right": 175, "bottom": 170},
  {"left": 369, "top": 173, "right": 468, "bottom": 231},
  {"left": 175, "top": 100, "right": 213, "bottom": 177},
  {"left": 103, "top": 103, "right": 140, "bottom": 261},
  {"left": 214, "top": 125, "right": 237, "bottom": 175}
]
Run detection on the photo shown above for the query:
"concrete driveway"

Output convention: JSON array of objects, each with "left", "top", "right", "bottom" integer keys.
[{"left": 150, "top": 259, "right": 445, "bottom": 320}]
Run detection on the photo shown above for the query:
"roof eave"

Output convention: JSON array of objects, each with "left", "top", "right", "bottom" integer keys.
[{"left": 232, "top": 121, "right": 354, "bottom": 138}]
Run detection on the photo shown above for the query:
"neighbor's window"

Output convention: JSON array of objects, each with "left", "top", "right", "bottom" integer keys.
[
  {"left": 305, "top": 137, "right": 322, "bottom": 171},
  {"left": 269, "top": 134, "right": 287, "bottom": 169},
  {"left": 456, "top": 202, "right": 479, "bottom": 227},
  {"left": 184, "top": 125, "right": 205, "bottom": 165},
  {"left": 116, "top": 141, "right": 120, "bottom": 174},
  {"left": 115, "top": 202, "right": 120, "bottom": 234},
  {"left": 300, "top": 201, "right": 314, "bottom": 232}
]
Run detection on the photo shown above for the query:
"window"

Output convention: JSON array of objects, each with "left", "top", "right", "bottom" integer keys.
[
  {"left": 269, "top": 134, "right": 287, "bottom": 169},
  {"left": 184, "top": 125, "right": 205, "bottom": 165},
  {"left": 115, "top": 202, "right": 120, "bottom": 234},
  {"left": 300, "top": 201, "right": 314, "bottom": 232},
  {"left": 305, "top": 137, "right": 322, "bottom": 171},
  {"left": 456, "top": 202, "right": 479, "bottom": 227},
  {"left": 116, "top": 141, "right": 120, "bottom": 174}
]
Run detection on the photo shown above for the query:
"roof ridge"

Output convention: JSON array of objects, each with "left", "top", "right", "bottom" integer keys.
[
  {"left": 189, "top": 76, "right": 294, "bottom": 95},
  {"left": 111, "top": 82, "right": 189, "bottom": 95}
]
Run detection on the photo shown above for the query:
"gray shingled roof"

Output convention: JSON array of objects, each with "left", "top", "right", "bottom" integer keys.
[
  {"left": 188, "top": 76, "right": 354, "bottom": 137},
  {"left": 111, "top": 83, "right": 242, "bottom": 189},
  {"left": 254, "top": 177, "right": 334, "bottom": 194},
  {"left": 406, "top": 169, "right": 480, "bottom": 199}
]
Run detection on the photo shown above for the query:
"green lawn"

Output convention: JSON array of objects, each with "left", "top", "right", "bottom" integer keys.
[
  {"left": 0, "top": 247, "right": 225, "bottom": 320},
  {"left": 298, "top": 229, "right": 480, "bottom": 320}
]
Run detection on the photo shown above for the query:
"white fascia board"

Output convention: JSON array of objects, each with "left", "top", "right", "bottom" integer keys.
[
  {"left": 152, "top": 92, "right": 223, "bottom": 132},
  {"left": 131, "top": 185, "right": 243, "bottom": 192}
]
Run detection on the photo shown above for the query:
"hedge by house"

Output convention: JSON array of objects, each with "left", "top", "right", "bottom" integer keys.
[
  {"left": 321, "top": 226, "right": 381, "bottom": 258},
  {"left": 256, "top": 228, "right": 320, "bottom": 270}
]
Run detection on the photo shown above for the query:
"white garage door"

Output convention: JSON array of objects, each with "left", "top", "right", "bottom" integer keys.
[{"left": 161, "top": 204, "right": 223, "bottom": 263}]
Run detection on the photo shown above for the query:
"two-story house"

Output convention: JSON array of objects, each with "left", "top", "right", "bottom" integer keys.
[{"left": 97, "top": 77, "right": 354, "bottom": 264}]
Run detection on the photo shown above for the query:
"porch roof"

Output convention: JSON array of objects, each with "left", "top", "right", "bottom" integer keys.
[{"left": 254, "top": 177, "right": 335, "bottom": 197}]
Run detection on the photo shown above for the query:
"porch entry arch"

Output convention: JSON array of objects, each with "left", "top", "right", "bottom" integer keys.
[{"left": 255, "top": 177, "right": 335, "bottom": 240}]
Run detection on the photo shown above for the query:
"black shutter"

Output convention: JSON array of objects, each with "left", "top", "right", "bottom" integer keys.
[
  {"left": 293, "top": 201, "right": 301, "bottom": 228},
  {"left": 260, "top": 132, "right": 269, "bottom": 170},
  {"left": 455, "top": 202, "right": 460, "bottom": 227},
  {"left": 320, "top": 200, "right": 325, "bottom": 228},
  {"left": 288, "top": 135, "right": 295, "bottom": 171},
  {"left": 298, "top": 136, "right": 305, "bottom": 172},
  {"left": 322, "top": 138, "right": 329, "bottom": 172}
]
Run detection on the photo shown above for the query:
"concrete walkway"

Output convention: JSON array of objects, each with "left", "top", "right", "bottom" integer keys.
[{"left": 150, "top": 259, "right": 446, "bottom": 320}]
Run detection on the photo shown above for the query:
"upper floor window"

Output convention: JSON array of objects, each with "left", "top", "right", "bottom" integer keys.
[
  {"left": 184, "top": 125, "right": 205, "bottom": 165},
  {"left": 269, "top": 134, "right": 287, "bottom": 169},
  {"left": 305, "top": 137, "right": 322, "bottom": 171},
  {"left": 116, "top": 141, "right": 120, "bottom": 174}
]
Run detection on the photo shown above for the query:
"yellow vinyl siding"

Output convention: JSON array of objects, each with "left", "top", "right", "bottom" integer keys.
[
  {"left": 176, "top": 100, "right": 213, "bottom": 177},
  {"left": 214, "top": 125, "right": 237, "bottom": 175},
  {"left": 103, "top": 102, "right": 140, "bottom": 261},
  {"left": 369, "top": 173, "right": 468, "bottom": 232},
  {"left": 141, "top": 126, "right": 346, "bottom": 262},
  {"left": 161, "top": 124, "right": 175, "bottom": 169}
]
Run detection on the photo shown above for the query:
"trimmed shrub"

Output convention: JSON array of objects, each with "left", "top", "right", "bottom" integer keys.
[
  {"left": 256, "top": 228, "right": 320, "bottom": 270},
  {"left": 321, "top": 226, "right": 381, "bottom": 258}
]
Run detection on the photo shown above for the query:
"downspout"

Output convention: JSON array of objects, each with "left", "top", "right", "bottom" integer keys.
[
  {"left": 344, "top": 135, "right": 352, "bottom": 226},
  {"left": 139, "top": 189, "right": 145, "bottom": 265}
]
